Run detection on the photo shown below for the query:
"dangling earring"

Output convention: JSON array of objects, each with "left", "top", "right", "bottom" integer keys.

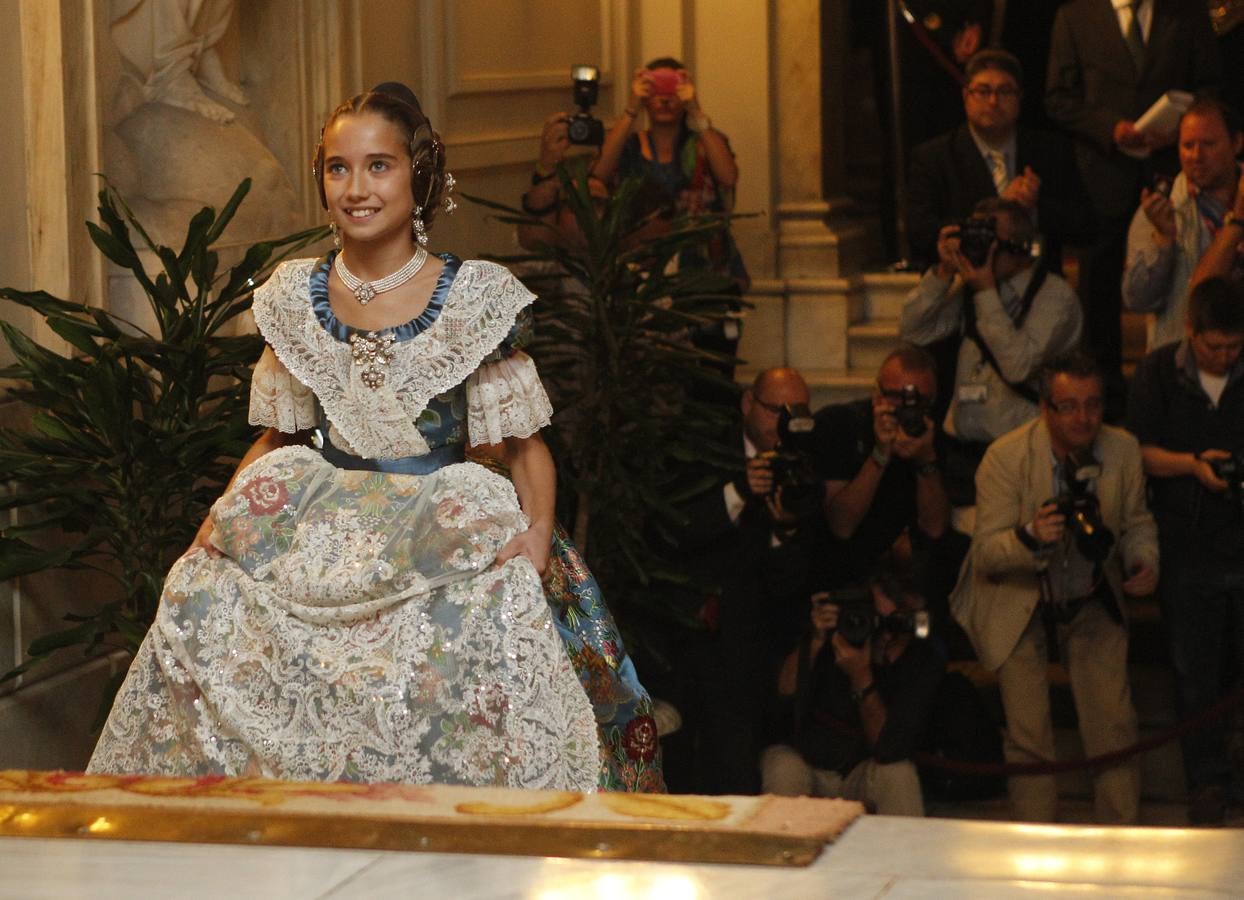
[
  {"left": 329, "top": 221, "right": 341, "bottom": 249},
  {"left": 411, "top": 209, "right": 428, "bottom": 246}
]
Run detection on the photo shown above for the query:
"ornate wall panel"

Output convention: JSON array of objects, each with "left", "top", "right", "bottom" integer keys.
[{"left": 446, "top": 0, "right": 613, "bottom": 96}]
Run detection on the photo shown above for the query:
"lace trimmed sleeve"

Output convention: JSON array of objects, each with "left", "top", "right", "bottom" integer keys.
[
  {"left": 249, "top": 345, "right": 317, "bottom": 433},
  {"left": 466, "top": 350, "right": 553, "bottom": 446}
]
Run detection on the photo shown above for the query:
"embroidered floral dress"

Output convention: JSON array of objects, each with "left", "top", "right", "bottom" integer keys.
[{"left": 87, "top": 254, "right": 663, "bottom": 792}]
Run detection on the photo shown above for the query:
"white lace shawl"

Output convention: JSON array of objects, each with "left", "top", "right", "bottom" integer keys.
[{"left": 249, "top": 258, "right": 553, "bottom": 456}]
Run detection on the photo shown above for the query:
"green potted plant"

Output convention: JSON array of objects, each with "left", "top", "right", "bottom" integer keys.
[
  {"left": 466, "top": 168, "right": 747, "bottom": 660},
  {"left": 0, "top": 179, "right": 325, "bottom": 711}
]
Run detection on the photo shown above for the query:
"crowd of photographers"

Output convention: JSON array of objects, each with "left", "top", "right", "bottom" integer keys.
[{"left": 521, "top": 24, "right": 1244, "bottom": 826}]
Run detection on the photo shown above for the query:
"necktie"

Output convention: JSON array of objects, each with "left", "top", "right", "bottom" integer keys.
[
  {"left": 1124, "top": 2, "right": 1146, "bottom": 71},
  {"left": 988, "top": 149, "right": 1009, "bottom": 195}
]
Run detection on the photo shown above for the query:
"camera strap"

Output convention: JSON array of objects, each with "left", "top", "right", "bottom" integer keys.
[{"left": 961, "top": 261, "right": 1048, "bottom": 405}]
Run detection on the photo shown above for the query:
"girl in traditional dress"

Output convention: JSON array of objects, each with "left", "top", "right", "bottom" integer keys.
[{"left": 88, "top": 82, "right": 663, "bottom": 792}]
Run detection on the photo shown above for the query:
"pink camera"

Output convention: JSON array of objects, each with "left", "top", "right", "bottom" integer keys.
[{"left": 646, "top": 68, "right": 686, "bottom": 96}]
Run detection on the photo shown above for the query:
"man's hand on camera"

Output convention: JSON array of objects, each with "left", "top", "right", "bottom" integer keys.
[
  {"left": 935, "top": 223, "right": 961, "bottom": 279},
  {"left": 1122, "top": 561, "right": 1158, "bottom": 597},
  {"left": 744, "top": 453, "right": 775, "bottom": 498},
  {"left": 891, "top": 416, "right": 937, "bottom": 463},
  {"left": 958, "top": 241, "right": 997, "bottom": 292},
  {"left": 871, "top": 396, "right": 900, "bottom": 457},
  {"left": 809, "top": 592, "right": 839, "bottom": 636},
  {"left": 1029, "top": 501, "right": 1065, "bottom": 545},
  {"left": 1194, "top": 449, "right": 1232, "bottom": 492},
  {"left": 1140, "top": 187, "right": 1176, "bottom": 246},
  {"left": 764, "top": 486, "right": 799, "bottom": 530}
]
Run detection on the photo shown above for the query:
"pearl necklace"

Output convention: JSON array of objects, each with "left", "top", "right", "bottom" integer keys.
[{"left": 334, "top": 247, "right": 428, "bottom": 305}]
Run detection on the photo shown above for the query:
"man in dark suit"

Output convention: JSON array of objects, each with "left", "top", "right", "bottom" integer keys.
[
  {"left": 1045, "top": 0, "right": 1221, "bottom": 396},
  {"left": 907, "top": 48, "right": 1092, "bottom": 273},
  {"left": 657, "top": 367, "right": 823, "bottom": 794}
]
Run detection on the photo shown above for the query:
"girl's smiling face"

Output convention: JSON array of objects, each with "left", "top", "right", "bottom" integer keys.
[{"left": 321, "top": 111, "right": 415, "bottom": 249}]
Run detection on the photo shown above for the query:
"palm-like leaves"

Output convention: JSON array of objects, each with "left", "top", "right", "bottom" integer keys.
[
  {"left": 0, "top": 179, "right": 326, "bottom": 693},
  {"left": 466, "top": 169, "right": 747, "bottom": 645}
]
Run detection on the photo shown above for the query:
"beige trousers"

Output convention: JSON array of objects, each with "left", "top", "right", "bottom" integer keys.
[
  {"left": 997, "top": 602, "right": 1140, "bottom": 824},
  {"left": 759, "top": 743, "right": 925, "bottom": 816}
]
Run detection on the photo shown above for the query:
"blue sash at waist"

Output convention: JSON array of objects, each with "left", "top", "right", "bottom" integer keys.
[{"left": 317, "top": 431, "right": 466, "bottom": 475}]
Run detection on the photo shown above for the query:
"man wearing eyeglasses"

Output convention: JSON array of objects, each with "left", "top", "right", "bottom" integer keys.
[
  {"left": 901, "top": 197, "right": 1083, "bottom": 504},
  {"left": 953, "top": 351, "right": 1158, "bottom": 823},
  {"left": 906, "top": 49, "right": 1090, "bottom": 273},
  {"left": 657, "top": 367, "right": 822, "bottom": 793},
  {"left": 1127, "top": 278, "right": 1244, "bottom": 825}
]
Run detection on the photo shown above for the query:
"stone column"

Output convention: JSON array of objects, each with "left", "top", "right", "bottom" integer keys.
[
  {"left": 772, "top": 0, "right": 865, "bottom": 279},
  {"left": 769, "top": 0, "right": 864, "bottom": 395}
]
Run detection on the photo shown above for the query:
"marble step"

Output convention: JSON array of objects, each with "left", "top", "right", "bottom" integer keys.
[
  {"left": 847, "top": 318, "right": 902, "bottom": 372},
  {"left": 858, "top": 272, "right": 919, "bottom": 321}
]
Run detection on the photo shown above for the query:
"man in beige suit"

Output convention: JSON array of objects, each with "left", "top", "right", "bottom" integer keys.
[{"left": 952, "top": 352, "right": 1159, "bottom": 823}]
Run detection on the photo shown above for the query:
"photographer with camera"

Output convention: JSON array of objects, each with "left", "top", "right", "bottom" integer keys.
[
  {"left": 656, "top": 367, "right": 824, "bottom": 794},
  {"left": 953, "top": 352, "right": 1158, "bottom": 824},
  {"left": 1123, "top": 99, "right": 1244, "bottom": 353},
  {"left": 816, "top": 346, "right": 955, "bottom": 593},
  {"left": 1127, "top": 277, "right": 1244, "bottom": 826},
  {"left": 759, "top": 576, "right": 944, "bottom": 815},
  {"left": 590, "top": 58, "right": 746, "bottom": 291},
  {"left": 905, "top": 49, "right": 1091, "bottom": 274},
  {"left": 900, "top": 197, "right": 1082, "bottom": 504},
  {"left": 518, "top": 70, "right": 614, "bottom": 253}
]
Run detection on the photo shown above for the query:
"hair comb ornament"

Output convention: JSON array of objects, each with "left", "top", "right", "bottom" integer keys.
[{"left": 442, "top": 172, "right": 457, "bottom": 214}]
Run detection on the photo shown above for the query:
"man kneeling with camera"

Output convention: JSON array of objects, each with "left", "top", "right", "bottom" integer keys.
[
  {"left": 901, "top": 197, "right": 1082, "bottom": 504},
  {"left": 760, "top": 576, "right": 943, "bottom": 815},
  {"left": 953, "top": 353, "right": 1158, "bottom": 824},
  {"left": 1128, "top": 278, "right": 1244, "bottom": 826}
]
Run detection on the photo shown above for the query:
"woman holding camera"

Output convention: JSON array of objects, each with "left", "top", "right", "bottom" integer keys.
[
  {"left": 87, "top": 82, "right": 663, "bottom": 793},
  {"left": 592, "top": 58, "right": 747, "bottom": 291}
]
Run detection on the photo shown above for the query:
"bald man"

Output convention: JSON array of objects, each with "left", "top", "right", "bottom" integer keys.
[{"left": 657, "top": 366, "right": 826, "bottom": 794}]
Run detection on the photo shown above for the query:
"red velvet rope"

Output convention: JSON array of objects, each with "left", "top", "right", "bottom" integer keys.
[{"left": 916, "top": 685, "right": 1244, "bottom": 778}]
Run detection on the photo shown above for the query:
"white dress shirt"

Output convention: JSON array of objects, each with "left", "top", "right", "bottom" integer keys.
[{"left": 1112, "top": 0, "right": 1153, "bottom": 42}]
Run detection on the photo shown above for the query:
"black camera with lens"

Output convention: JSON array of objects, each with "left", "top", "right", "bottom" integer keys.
[
  {"left": 1051, "top": 451, "right": 1115, "bottom": 563},
  {"left": 1209, "top": 451, "right": 1244, "bottom": 509},
  {"left": 957, "top": 216, "right": 997, "bottom": 267},
  {"left": 830, "top": 588, "right": 931, "bottom": 649},
  {"left": 955, "top": 215, "right": 1033, "bottom": 267},
  {"left": 892, "top": 384, "right": 933, "bottom": 438},
  {"left": 567, "top": 64, "right": 604, "bottom": 146},
  {"left": 768, "top": 403, "right": 822, "bottom": 517}
]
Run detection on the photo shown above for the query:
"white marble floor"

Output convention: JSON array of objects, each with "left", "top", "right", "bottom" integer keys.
[{"left": 2, "top": 815, "right": 1242, "bottom": 899}]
